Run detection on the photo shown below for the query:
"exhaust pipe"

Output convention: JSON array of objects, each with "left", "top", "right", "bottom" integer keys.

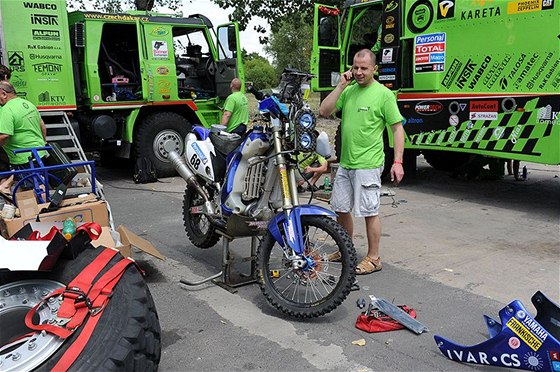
[{"left": 164, "top": 140, "right": 216, "bottom": 215}]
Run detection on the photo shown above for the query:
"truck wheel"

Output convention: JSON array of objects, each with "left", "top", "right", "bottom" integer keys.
[
  {"left": 135, "top": 112, "right": 191, "bottom": 178},
  {"left": 0, "top": 246, "right": 161, "bottom": 371},
  {"left": 423, "top": 150, "right": 470, "bottom": 172}
]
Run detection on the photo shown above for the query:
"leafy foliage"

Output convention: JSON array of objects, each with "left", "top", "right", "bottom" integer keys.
[
  {"left": 264, "top": 15, "right": 313, "bottom": 74},
  {"left": 244, "top": 53, "right": 277, "bottom": 89}
]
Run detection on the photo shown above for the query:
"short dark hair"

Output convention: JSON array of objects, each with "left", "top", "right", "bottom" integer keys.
[
  {"left": 0, "top": 65, "right": 11, "bottom": 81},
  {"left": 0, "top": 81, "right": 16, "bottom": 94},
  {"left": 354, "top": 49, "right": 377, "bottom": 66}
]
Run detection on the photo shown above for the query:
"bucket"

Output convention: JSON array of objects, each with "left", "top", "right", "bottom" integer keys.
[{"left": 1, "top": 204, "right": 16, "bottom": 219}]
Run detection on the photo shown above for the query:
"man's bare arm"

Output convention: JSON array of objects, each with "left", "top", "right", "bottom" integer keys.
[
  {"left": 0, "top": 134, "right": 10, "bottom": 147},
  {"left": 40, "top": 119, "right": 47, "bottom": 142},
  {"left": 319, "top": 70, "right": 352, "bottom": 118},
  {"left": 390, "top": 122, "right": 405, "bottom": 185},
  {"left": 221, "top": 111, "right": 232, "bottom": 126}
]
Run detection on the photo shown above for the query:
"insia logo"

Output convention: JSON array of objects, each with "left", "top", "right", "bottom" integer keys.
[
  {"left": 438, "top": 0, "right": 455, "bottom": 18},
  {"left": 415, "top": 101, "right": 444, "bottom": 115}
]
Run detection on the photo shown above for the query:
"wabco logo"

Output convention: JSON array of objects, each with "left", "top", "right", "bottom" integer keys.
[
  {"left": 415, "top": 101, "right": 444, "bottom": 116},
  {"left": 30, "top": 14, "right": 58, "bottom": 25},
  {"left": 24, "top": 2, "right": 58, "bottom": 10}
]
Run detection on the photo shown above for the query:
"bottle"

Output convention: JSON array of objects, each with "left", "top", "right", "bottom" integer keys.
[
  {"left": 62, "top": 218, "right": 76, "bottom": 240},
  {"left": 522, "top": 166, "right": 527, "bottom": 180},
  {"left": 323, "top": 176, "right": 331, "bottom": 191}
]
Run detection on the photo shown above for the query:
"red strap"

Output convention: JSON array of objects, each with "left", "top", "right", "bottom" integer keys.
[
  {"left": 51, "top": 258, "right": 135, "bottom": 371},
  {"left": 76, "top": 222, "right": 102, "bottom": 240},
  {"left": 23, "top": 226, "right": 60, "bottom": 241}
]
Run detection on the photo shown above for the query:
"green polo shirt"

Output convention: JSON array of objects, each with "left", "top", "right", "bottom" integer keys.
[
  {"left": 0, "top": 97, "right": 46, "bottom": 165},
  {"left": 335, "top": 81, "right": 402, "bottom": 169},
  {"left": 223, "top": 91, "right": 249, "bottom": 132}
]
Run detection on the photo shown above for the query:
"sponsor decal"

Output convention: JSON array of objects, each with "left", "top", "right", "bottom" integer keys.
[
  {"left": 468, "top": 55, "right": 492, "bottom": 89},
  {"left": 23, "top": 2, "right": 58, "bottom": 10},
  {"left": 157, "top": 80, "right": 171, "bottom": 94},
  {"left": 38, "top": 91, "right": 66, "bottom": 104},
  {"left": 156, "top": 66, "right": 169, "bottom": 75},
  {"left": 470, "top": 100, "right": 499, "bottom": 120},
  {"left": 10, "top": 76, "right": 27, "bottom": 89},
  {"left": 449, "top": 114, "right": 459, "bottom": 126},
  {"left": 83, "top": 13, "right": 148, "bottom": 22},
  {"left": 385, "top": 16, "right": 395, "bottom": 29},
  {"left": 537, "top": 105, "right": 559, "bottom": 125},
  {"left": 461, "top": 6, "right": 502, "bottom": 20},
  {"left": 152, "top": 40, "right": 168, "bottom": 59},
  {"left": 415, "top": 33, "right": 446, "bottom": 74},
  {"left": 407, "top": 117, "right": 424, "bottom": 124},
  {"left": 8, "top": 51, "right": 25, "bottom": 72},
  {"left": 523, "top": 351, "right": 544, "bottom": 370},
  {"left": 415, "top": 101, "right": 444, "bottom": 115},
  {"left": 150, "top": 26, "right": 169, "bottom": 36},
  {"left": 385, "top": 0, "right": 398, "bottom": 12},
  {"left": 32, "top": 62, "right": 62, "bottom": 75},
  {"left": 408, "top": 0, "right": 434, "bottom": 33},
  {"left": 382, "top": 48, "right": 394, "bottom": 63},
  {"left": 29, "top": 53, "right": 62, "bottom": 60},
  {"left": 542, "top": 0, "right": 554, "bottom": 9},
  {"left": 509, "top": 124, "right": 523, "bottom": 143},
  {"left": 509, "top": 337, "right": 521, "bottom": 349},
  {"left": 475, "top": 126, "right": 487, "bottom": 142},
  {"left": 378, "top": 74, "right": 396, "bottom": 81},
  {"left": 438, "top": 0, "right": 455, "bottom": 18},
  {"left": 493, "top": 127, "right": 505, "bottom": 139},
  {"left": 507, "top": 0, "right": 541, "bottom": 14},
  {"left": 32, "top": 29, "right": 60, "bottom": 41},
  {"left": 30, "top": 13, "right": 58, "bottom": 26},
  {"left": 93, "top": 94, "right": 100, "bottom": 102},
  {"left": 384, "top": 33, "right": 395, "bottom": 43},
  {"left": 381, "top": 67, "right": 396, "bottom": 73},
  {"left": 514, "top": 53, "right": 539, "bottom": 89},
  {"left": 27, "top": 44, "right": 60, "bottom": 50},
  {"left": 444, "top": 349, "right": 521, "bottom": 367},
  {"left": 484, "top": 54, "right": 512, "bottom": 89},
  {"left": 191, "top": 142, "right": 208, "bottom": 165},
  {"left": 456, "top": 58, "right": 476, "bottom": 89},
  {"left": 246, "top": 221, "right": 268, "bottom": 230},
  {"left": 540, "top": 58, "right": 560, "bottom": 89},
  {"left": 442, "top": 58, "right": 462, "bottom": 88},
  {"left": 528, "top": 52, "right": 554, "bottom": 89}
]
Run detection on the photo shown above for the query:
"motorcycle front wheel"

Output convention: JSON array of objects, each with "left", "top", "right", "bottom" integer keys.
[{"left": 257, "top": 215, "right": 356, "bottom": 318}]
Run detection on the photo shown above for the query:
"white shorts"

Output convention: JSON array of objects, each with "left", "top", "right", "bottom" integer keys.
[{"left": 331, "top": 166, "right": 382, "bottom": 217}]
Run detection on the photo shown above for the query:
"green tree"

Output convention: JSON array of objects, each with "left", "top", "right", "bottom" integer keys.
[
  {"left": 244, "top": 55, "right": 277, "bottom": 89},
  {"left": 264, "top": 15, "right": 313, "bottom": 74},
  {"left": 67, "top": 0, "right": 181, "bottom": 12}
]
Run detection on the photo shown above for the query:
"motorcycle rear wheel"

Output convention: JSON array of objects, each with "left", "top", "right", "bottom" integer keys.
[
  {"left": 257, "top": 215, "right": 356, "bottom": 318},
  {"left": 183, "top": 186, "right": 220, "bottom": 248}
]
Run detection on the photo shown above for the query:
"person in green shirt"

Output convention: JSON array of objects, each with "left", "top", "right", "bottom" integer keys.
[
  {"left": 295, "top": 151, "right": 328, "bottom": 192},
  {"left": 319, "top": 49, "right": 405, "bottom": 275},
  {"left": 0, "top": 81, "right": 47, "bottom": 190},
  {"left": 221, "top": 78, "right": 249, "bottom": 135}
]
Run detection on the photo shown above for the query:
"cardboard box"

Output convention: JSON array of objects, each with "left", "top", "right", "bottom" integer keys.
[
  {"left": 3, "top": 196, "right": 109, "bottom": 237},
  {"left": 16, "top": 190, "right": 39, "bottom": 218},
  {"left": 92, "top": 225, "right": 164, "bottom": 260}
]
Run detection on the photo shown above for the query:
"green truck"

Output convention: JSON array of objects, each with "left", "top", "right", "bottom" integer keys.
[
  {"left": 0, "top": 0, "right": 244, "bottom": 176},
  {"left": 312, "top": 0, "right": 559, "bottom": 172}
]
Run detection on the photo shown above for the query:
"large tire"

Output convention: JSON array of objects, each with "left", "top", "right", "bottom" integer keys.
[
  {"left": 135, "top": 112, "right": 191, "bottom": 178},
  {"left": 422, "top": 150, "right": 471, "bottom": 172},
  {"left": 183, "top": 186, "right": 220, "bottom": 248},
  {"left": 257, "top": 215, "right": 356, "bottom": 318},
  {"left": 0, "top": 246, "right": 161, "bottom": 371}
]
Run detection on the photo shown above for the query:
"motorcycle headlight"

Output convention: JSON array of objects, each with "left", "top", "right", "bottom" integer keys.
[{"left": 299, "top": 132, "right": 313, "bottom": 150}]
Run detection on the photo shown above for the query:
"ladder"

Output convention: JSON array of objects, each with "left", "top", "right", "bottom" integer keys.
[{"left": 42, "top": 111, "right": 115, "bottom": 229}]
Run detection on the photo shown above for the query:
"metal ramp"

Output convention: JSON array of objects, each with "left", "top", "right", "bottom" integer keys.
[{"left": 42, "top": 111, "right": 115, "bottom": 228}]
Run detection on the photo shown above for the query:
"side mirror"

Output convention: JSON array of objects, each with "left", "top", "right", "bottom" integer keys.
[{"left": 227, "top": 25, "right": 237, "bottom": 53}]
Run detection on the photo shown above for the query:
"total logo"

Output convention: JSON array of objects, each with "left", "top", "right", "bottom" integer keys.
[{"left": 415, "top": 101, "right": 444, "bottom": 115}]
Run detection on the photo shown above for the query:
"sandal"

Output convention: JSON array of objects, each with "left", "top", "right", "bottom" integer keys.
[
  {"left": 356, "top": 256, "right": 382, "bottom": 275},
  {"left": 327, "top": 251, "right": 342, "bottom": 262}
]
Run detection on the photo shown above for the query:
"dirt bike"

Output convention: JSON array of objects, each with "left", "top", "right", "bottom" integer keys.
[{"left": 167, "top": 69, "right": 357, "bottom": 318}]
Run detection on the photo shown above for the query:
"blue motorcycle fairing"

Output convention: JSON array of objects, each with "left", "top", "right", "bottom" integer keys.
[
  {"left": 192, "top": 126, "right": 210, "bottom": 140},
  {"left": 267, "top": 205, "right": 336, "bottom": 255},
  {"left": 221, "top": 151, "right": 241, "bottom": 216},
  {"left": 434, "top": 299, "right": 560, "bottom": 372}
]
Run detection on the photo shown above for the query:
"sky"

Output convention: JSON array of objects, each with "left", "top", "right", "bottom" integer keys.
[{"left": 179, "top": 0, "right": 269, "bottom": 56}]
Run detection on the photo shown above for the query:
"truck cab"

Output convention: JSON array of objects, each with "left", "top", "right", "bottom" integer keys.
[{"left": 312, "top": 0, "right": 559, "bottom": 171}]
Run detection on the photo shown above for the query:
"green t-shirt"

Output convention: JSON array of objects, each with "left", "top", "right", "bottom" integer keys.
[
  {"left": 0, "top": 97, "right": 46, "bottom": 165},
  {"left": 297, "top": 152, "right": 327, "bottom": 170},
  {"left": 223, "top": 91, "right": 249, "bottom": 132},
  {"left": 335, "top": 81, "right": 402, "bottom": 169}
]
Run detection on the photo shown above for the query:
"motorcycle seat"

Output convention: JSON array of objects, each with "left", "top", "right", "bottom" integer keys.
[{"left": 209, "top": 131, "right": 244, "bottom": 156}]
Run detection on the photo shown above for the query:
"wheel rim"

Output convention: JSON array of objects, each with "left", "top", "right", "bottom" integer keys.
[
  {"left": 265, "top": 224, "right": 344, "bottom": 306},
  {"left": 153, "top": 129, "right": 185, "bottom": 163},
  {"left": 190, "top": 193, "right": 210, "bottom": 236},
  {"left": 0, "top": 280, "right": 65, "bottom": 371}
]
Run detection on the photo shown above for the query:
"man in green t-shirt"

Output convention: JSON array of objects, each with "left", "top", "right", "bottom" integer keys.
[
  {"left": 221, "top": 78, "right": 249, "bottom": 135},
  {"left": 319, "top": 49, "right": 405, "bottom": 275},
  {"left": 0, "top": 81, "right": 47, "bottom": 189}
]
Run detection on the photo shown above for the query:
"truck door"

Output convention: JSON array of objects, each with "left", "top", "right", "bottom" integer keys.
[
  {"left": 311, "top": 4, "right": 341, "bottom": 92},
  {"left": 215, "top": 23, "right": 244, "bottom": 99}
]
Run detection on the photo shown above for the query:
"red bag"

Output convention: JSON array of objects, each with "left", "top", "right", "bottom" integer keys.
[{"left": 355, "top": 305, "right": 417, "bottom": 333}]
